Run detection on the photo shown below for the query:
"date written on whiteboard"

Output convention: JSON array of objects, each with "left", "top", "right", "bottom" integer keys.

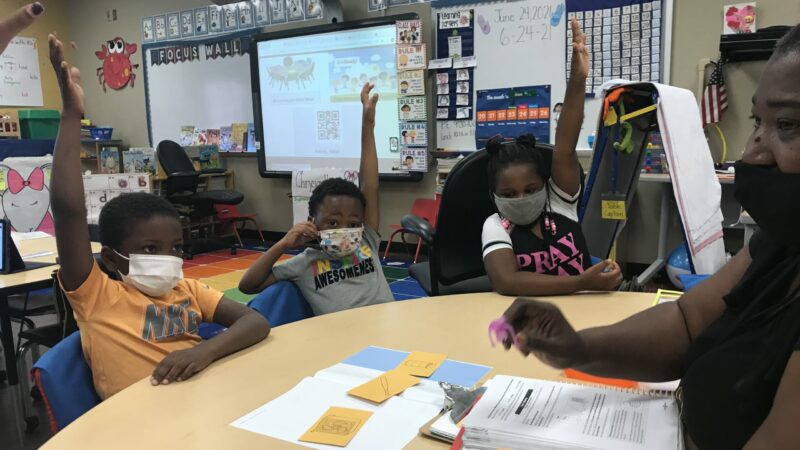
[{"left": 493, "top": 4, "right": 555, "bottom": 46}]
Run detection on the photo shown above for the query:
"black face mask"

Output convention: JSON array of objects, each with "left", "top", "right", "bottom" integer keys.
[{"left": 734, "top": 161, "right": 800, "bottom": 246}]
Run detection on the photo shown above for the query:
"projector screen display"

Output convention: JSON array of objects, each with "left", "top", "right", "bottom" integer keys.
[{"left": 255, "top": 23, "right": 405, "bottom": 176}]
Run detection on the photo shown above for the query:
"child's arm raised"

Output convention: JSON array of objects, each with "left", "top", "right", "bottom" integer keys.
[
  {"left": 48, "top": 35, "right": 94, "bottom": 291},
  {"left": 551, "top": 18, "right": 589, "bottom": 197},
  {"left": 359, "top": 83, "right": 380, "bottom": 231}
]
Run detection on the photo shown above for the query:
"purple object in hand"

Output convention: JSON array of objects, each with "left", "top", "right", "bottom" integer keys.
[{"left": 488, "top": 317, "right": 519, "bottom": 348}]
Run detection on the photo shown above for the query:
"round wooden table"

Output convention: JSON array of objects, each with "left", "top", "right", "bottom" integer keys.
[{"left": 41, "top": 291, "right": 654, "bottom": 449}]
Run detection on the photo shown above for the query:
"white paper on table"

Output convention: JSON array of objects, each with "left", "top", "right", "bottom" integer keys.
[
  {"left": 11, "top": 231, "right": 51, "bottom": 247},
  {"left": 462, "top": 375, "right": 683, "bottom": 450},
  {"left": 230, "top": 376, "right": 441, "bottom": 450}
]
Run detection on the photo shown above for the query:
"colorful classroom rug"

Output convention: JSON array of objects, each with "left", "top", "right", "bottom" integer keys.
[{"left": 182, "top": 248, "right": 427, "bottom": 304}]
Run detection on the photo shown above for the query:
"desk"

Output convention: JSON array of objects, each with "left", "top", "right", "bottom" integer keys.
[
  {"left": 41, "top": 291, "right": 654, "bottom": 450},
  {"left": 0, "top": 236, "right": 102, "bottom": 443},
  {"left": 636, "top": 173, "right": 735, "bottom": 284}
]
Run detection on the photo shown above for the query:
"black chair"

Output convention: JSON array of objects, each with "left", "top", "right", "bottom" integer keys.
[
  {"left": 403, "top": 149, "right": 494, "bottom": 296},
  {"left": 405, "top": 143, "right": 584, "bottom": 297},
  {"left": 156, "top": 140, "right": 244, "bottom": 257}
]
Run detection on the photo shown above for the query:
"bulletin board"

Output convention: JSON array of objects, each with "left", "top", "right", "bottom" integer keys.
[
  {"left": 142, "top": 29, "right": 258, "bottom": 148},
  {"left": 432, "top": 0, "right": 673, "bottom": 151}
]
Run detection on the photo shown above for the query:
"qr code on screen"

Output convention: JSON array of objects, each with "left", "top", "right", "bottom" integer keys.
[{"left": 316, "top": 111, "right": 340, "bottom": 141}]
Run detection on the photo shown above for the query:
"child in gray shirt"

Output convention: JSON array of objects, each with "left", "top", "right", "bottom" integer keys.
[{"left": 238, "top": 82, "right": 393, "bottom": 315}]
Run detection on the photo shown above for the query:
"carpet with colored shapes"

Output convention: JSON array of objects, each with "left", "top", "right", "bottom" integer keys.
[{"left": 182, "top": 248, "right": 426, "bottom": 304}]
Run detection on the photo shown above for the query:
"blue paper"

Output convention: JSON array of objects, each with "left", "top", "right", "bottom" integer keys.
[{"left": 342, "top": 346, "right": 492, "bottom": 388}]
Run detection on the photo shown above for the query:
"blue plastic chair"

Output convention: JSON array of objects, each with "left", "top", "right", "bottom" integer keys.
[
  {"left": 247, "top": 281, "right": 314, "bottom": 327},
  {"left": 31, "top": 332, "right": 100, "bottom": 433}
]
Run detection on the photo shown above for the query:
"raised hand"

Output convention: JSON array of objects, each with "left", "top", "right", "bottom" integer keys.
[
  {"left": 360, "top": 82, "right": 379, "bottom": 126},
  {"left": 0, "top": 3, "right": 44, "bottom": 55},
  {"left": 503, "top": 297, "right": 588, "bottom": 369},
  {"left": 49, "top": 34, "right": 84, "bottom": 118},
  {"left": 569, "top": 17, "right": 589, "bottom": 80}
]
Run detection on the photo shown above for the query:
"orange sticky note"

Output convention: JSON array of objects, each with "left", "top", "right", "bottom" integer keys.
[
  {"left": 348, "top": 369, "right": 421, "bottom": 403},
  {"left": 299, "top": 407, "right": 372, "bottom": 447},
  {"left": 397, "top": 351, "right": 447, "bottom": 377}
]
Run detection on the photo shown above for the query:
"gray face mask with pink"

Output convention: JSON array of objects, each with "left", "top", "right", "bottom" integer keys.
[{"left": 493, "top": 187, "right": 547, "bottom": 226}]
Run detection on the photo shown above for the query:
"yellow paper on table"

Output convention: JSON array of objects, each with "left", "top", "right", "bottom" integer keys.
[
  {"left": 299, "top": 406, "right": 372, "bottom": 447},
  {"left": 397, "top": 351, "right": 447, "bottom": 377},
  {"left": 348, "top": 369, "right": 421, "bottom": 403}
]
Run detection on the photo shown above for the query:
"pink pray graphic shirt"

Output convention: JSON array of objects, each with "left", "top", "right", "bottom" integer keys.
[{"left": 482, "top": 179, "right": 591, "bottom": 276}]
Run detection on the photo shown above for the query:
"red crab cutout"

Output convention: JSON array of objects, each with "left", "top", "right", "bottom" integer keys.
[{"left": 95, "top": 37, "right": 139, "bottom": 91}]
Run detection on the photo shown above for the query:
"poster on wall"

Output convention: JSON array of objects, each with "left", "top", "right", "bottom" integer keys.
[
  {"left": 723, "top": 2, "right": 756, "bottom": 34},
  {"left": 399, "top": 122, "right": 428, "bottom": 147},
  {"left": 396, "top": 44, "right": 426, "bottom": 70},
  {"left": 223, "top": 4, "right": 239, "bottom": 31},
  {"left": 270, "top": 0, "right": 287, "bottom": 24},
  {"left": 194, "top": 8, "right": 209, "bottom": 35},
  {"left": 142, "top": 17, "right": 154, "bottom": 43},
  {"left": 166, "top": 12, "right": 180, "bottom": 39},
  {"left": 398, "top": 70, "right": 424, "bottom": 96},
  {"left": 398, "top": 148, "right": 428, "bottom": 172},
  {"left": 0, "top": 37, "right": 43, "bottom": 106},
  {"left": 368, "top": 0, "right": 388, "bottom": 12},
  {"left": 475, "top": 85, "right": 551, "bottom": 148},
  {"left": 306, "top": 0, "right": 323, "bottom": 19},
  {"left": 287, "top": 0, "right": 305, "bottom": 22},
  {"left": 238, "top": 1, "right": 254, "bottom": 29},
  {"left": 255, "top": 0, "right": 270, "bottom": 25},
  {"left": 399, "top": 97, "right": 426, "bottom": 121},
  {"left": 209, "top": 6, "right": 222, "bottom": 32},
  {"left": 180, "top": 10, "right": 194, "bottom": 37},
  {"left": 154, "top": 15, "right": 167, "bottom": 41}
]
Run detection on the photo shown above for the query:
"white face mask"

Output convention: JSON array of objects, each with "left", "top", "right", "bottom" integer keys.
[
  {"left": 114, "top": 250, "right": 184, "bottom": 297},
  {"left": 318, "top": 227, "right": 363, "bottom": 258}
]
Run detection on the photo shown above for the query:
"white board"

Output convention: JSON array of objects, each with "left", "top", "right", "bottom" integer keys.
[
  {"left": 435, "top": 0, "right": 671, "bottom": 151},
  {"left": 0, "top": 37, "right": 43, "bottom": 107},
  {"left": 143, "top": 35, "right": 253, "bottom": 147}
]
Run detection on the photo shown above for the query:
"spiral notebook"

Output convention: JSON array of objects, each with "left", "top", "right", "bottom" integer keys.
[{"left": 460, "top": 375, "right": 683, "bottom": 450}]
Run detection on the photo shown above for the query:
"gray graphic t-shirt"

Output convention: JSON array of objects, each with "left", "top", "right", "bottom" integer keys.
[{"left": 272, "top": 226, "right": 393, "bottom": 315}]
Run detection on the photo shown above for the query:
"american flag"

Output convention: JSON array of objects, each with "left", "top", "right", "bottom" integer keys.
[{"left": 701, "top": 61, "right": 727, "bottom": 128}]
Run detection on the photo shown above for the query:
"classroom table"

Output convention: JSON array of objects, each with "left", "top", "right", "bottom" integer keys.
[
  {"left": 41, "top": 291, "right": 655, "bottom": 450},
  {"left": 0, "top": 236, "right": 102, "bottom": 444}
]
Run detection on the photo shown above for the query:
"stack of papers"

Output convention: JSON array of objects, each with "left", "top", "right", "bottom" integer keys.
[{"left": 461, "top": 375, "right": 683, "bottom": 450}]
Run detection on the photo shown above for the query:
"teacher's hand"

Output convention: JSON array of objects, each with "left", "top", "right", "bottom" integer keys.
[{"left": 503, "top": 297, "right": 588, "bottom": 369}]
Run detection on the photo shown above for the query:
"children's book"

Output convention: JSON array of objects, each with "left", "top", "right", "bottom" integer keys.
[
  {"left": 206, "top": 128, "right": 221, "bottom": 146},
  {"left": 230, "top": 122, "right": 248, "bottom": 152},
  {"left": 129, "top": 147, "right": 157, "bottom": 176},
  {"left": 192, "top": 128, "right": 207, "bottom": 145},
  {"left": 231, "top": 122, "right": 248, "bottom": 152},
  {"left": 198, "top": 145, "right": 221, "bottom": 169},
  {"left": 179, "top": 125, "right": 195, "bottom": 146},
  {"left": 219, "top": 126, "right": 233, "bottom": 151},
  {"left": 122, "top": 149, "right": 145, "bottom": 174},
  {"left": 246, "top": 123, "right": 256, "bottom": 152},
  {"left": 98, "top": 147, "right": 120, "bottom": 174}
]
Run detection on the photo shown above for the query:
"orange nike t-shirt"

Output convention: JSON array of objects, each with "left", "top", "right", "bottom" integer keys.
[{"left": 60, "top": 262, "right": 223, "bottom": 400}]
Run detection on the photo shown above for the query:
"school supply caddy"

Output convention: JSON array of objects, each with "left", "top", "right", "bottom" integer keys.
[{"left": 459, "top": 374, "right": 683, "bottom": 450}]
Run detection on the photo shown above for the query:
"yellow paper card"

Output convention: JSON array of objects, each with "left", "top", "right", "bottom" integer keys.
[
  {"left": 601, "top": 199, "right": 627, "bottom": 220},
  {"left": 299, "top": 406, "right": 372, "bottom": 447},
  {"left": 348, "top": 369, "right": 421, "bottom": 403},
  {"left": 397, "top": 351, "right": 447, "bottom": 377}
]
